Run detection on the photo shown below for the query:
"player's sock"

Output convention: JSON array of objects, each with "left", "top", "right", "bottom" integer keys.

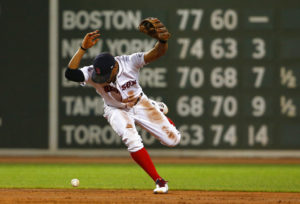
[
  {"left": 130, "top": 147, "right": 161, "bottom": 182},
  {"left": 167, "top": 117, "right": 175, "bottom": 126}
]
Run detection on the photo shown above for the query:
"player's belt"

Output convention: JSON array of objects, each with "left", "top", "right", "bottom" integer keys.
[
  {"left": 122, "top": 93, "right": 144, "bottom": 109},
  {"left": 134, "top": 93, "right": 143, "bottom": 106}
]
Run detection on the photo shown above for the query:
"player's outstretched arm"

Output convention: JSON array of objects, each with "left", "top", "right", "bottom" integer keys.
[
  {"left": 144, "top": 41, "right": 168, "bottom": 64},
  {"left": 68, "top": 30, "right": 100, "bottom": 69}
]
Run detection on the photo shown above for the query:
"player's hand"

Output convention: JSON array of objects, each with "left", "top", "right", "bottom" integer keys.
[{"left": 81, "top": 30, "right": 100, "bottom": 50}]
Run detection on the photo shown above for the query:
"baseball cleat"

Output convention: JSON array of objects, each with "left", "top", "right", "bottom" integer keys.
[
  {"left": 150, "top": 100, "right": 169, "bottom": 115},
  {"left": 153, "top": 178, "right": 168, "bottom": 194},
  {"left": 157, "top": 101, "right": 169, "bottom": 115}
]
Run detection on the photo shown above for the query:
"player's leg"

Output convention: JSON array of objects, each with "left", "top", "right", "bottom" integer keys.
[
  {"left": 133, "top": 97, "right": 181, "bottom": 193},
  {"left": 149, "top": 99, "right": 176, "bottom": 126},
  {"left": 104, "top": 106, "right": 141, "bottom": 152},
  {"left": 134, "top": 97, "right": 181, "bottom": 147},
  {"left": 104, "top": 106, "right": 164, "bottom": 185},
  {"left": 130, "top": 147, "right": 166, "bottom": 185}
]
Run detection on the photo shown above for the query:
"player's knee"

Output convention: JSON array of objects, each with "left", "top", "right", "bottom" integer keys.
[
  {"left": 124, "top": 138, "right": 144, "bottom": 152},
  {"left": 173, "top": 133, "right": 181, "bottom": 147},
  {"left": 162, "top": 130, "right": 181, "bottom": 147},
  {"left": 169, "top": 132, "right": 181, "bottom": 147},
  {"left": 122, "top": 132, "right": 143, "bottom": 152}
]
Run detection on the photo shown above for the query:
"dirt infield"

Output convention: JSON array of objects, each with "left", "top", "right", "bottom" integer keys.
[
  {"left": 0, "top": 189, "right": 300, "bottom": 204},
  {"left": 0, "top": 157, "right": 300, "bottom": 203}
]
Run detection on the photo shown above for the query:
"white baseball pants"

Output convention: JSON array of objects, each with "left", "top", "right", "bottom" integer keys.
[{"left": 104, "top": 95, "right": 181, "bottom": 152}]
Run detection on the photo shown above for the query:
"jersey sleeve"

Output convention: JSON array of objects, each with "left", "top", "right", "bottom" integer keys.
[
  {"left": 80, "top": 65, "right": 94, "bottom": 82},
  {"left": 65, "top": 68, "right": 85, "bottom": 82},
  {"left": 128, "top": 52, "right": 146, "bottom": 69}
]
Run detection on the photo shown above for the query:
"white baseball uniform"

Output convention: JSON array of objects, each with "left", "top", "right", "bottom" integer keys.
[{"left": 80, "top": 52, "right": 181, "bottom": 152}]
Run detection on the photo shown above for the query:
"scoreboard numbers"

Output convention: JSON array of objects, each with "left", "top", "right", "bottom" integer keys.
[{"left": 58, "top": 0, "right": 300, "bottom": 149}]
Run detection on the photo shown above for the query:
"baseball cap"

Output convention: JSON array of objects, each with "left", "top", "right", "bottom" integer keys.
[{"left": 91, "top": 52, "right": 116, "bottom": 83}]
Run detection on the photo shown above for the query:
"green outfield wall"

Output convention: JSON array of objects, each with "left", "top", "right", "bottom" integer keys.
[{"left": 1, "top": 0, "right": 300, "bottom": 154}]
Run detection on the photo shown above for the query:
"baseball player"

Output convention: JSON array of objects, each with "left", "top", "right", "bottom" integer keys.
[{"left": 65, "top": 18, "right": 181, "bottom": 194}]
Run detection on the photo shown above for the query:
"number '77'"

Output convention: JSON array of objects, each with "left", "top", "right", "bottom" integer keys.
[{"left": 177, "top": 9, "right": 204, "bottom": 30}]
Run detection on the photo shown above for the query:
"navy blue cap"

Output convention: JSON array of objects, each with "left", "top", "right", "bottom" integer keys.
[{"left": 92, "top": 52, "right": 116, "bottom": 83}]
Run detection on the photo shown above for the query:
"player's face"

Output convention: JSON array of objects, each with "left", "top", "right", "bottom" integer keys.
[{"left": 106, "top": 62, "right": 119, "bottom": 83}]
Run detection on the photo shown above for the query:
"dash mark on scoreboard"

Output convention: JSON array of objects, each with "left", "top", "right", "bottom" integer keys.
[{"left": 248, "top": 16, "right": 269, "bottom": 23}]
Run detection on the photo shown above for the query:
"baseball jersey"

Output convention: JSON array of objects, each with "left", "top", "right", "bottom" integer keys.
[{"left": 80, "top": 52, "right": 146, "bottom": 109}]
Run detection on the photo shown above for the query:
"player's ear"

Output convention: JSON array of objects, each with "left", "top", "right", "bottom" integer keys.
[
  {"left": 114, "top": 61, "right": 119, "bottom": 68},
  {"left": 112, "top": 62, "right": 119, "bottom": 75}
]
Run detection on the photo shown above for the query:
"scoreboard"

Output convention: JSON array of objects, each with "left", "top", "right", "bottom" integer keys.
[{"left": 58, "top": 0, "right": 300, "bottom": 150}]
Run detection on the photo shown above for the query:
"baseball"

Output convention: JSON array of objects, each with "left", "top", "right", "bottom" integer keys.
[{"left": 71, "top": 178, "right": 80, "bottom": 187}]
